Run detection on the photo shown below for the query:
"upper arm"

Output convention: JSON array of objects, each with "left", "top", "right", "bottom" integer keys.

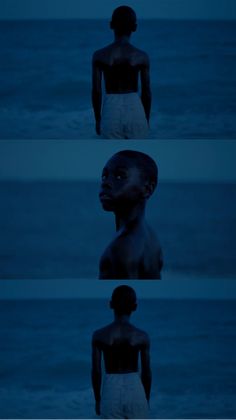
[
  {"left": 91, "top": 333, "right": 102, "bottom": 373},
  {"left": 159, "top": 247, "right": 164, "bottom": 271},
  {"left": 140, "top": 54, "right": 151, "bottom": 94},
  {"left": 140, "top": 334, "right": 151, "bottom": 374},
  {"left": 92, "top": 52, "right": 102, "bottom": 92}
]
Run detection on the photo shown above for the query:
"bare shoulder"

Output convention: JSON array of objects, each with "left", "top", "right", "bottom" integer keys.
[
  {"left": 101, "top": 234, "right": 135, "bottom": 263},
  {"left": 111, "top": 233, "right": 135, "bottom": 256},
  {"left": 109, "top": 233, "right": 142, "bottom": 265},
  {"left": 99, "top": 232, "right": 145, "bottom": 279},
  {"left": 132, "top": 45, "right": 150, "bottom": 65},
  {"left": 92, "top": 44, "right": 113, "bottom": 62},
  {"left": 92, "top": 324, "right": 113, "bottom": 344},
  {"left": 99, "top": 236, "right": 135, "bottom": 279},
  {"left": 133, "top": 325, "right": 150, "bottom": 347}
]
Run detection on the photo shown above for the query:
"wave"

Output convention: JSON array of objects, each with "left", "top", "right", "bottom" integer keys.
[
  {"left": 0, "top": 386, "right": 95, "bottom": 419},
  {"left": 47, "top": 358, "right": 89, "bottom": 378},
  {"left": 50, "top": 80, "right": 89, "bottom": 98}
]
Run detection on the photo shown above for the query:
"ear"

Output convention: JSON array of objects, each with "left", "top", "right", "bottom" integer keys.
[
  {"left": 142, "top": 181, "right": 155, "bottom": 199},
  {"left": 110, "top": 300, "right": 114, "bottom": 309},
  {"left": 110, "top": 21, "right": 114, "bottom": 30},
  {"left": 132, "top": 303, "right": 137, "bottom": 312},
  {"left": 132, "top": 23, "right": 137, "bottom": 32}
]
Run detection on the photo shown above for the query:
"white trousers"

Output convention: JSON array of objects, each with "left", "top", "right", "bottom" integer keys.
[
  {"left": 101, "top": 93, "right": 149, "bottom": 139},
  {"left": 100, "top": 373, "right": 150, "bottom": 419}
]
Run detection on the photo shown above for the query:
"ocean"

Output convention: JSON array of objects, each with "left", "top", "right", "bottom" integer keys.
[
  {"left": 0, "top": 298, "right": 235, "bottom": 418},
  {"left": 0, "top": 180, "right": 236, "bottom": 279},
  {"left": 0, "top": 19, "right": 235, "bottom": 139}
]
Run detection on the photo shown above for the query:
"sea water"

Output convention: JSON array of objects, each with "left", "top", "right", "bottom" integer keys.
[
  {"left": 0, "top": 19, "right": 236, "bottom": 139},
  {"left": 0, "top": 298, "right": 235, "bottom": 418}
]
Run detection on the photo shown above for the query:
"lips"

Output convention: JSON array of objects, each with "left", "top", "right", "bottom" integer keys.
[
  {"left": 99, "top": 191, "right": 112, "bottom": 200},
  {"left": 99, "top": 191, "right": 114, "bottom": 208}
]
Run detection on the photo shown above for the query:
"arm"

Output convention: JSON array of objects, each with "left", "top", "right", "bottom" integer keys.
[
  {"left": 91, "top": 333, "right": 102, "bottom": 415},
  {"left": 140, "top": 55, "right": 152, "bottom": 123},
  {"left": 159, "top": 247, "right": 164, "bottom": 273},
  {"left": 92, "top": 52, "right": 102, "bottom": 135},
  {"left": 140, "top": 335, "right": 152, "bottom": 402}
]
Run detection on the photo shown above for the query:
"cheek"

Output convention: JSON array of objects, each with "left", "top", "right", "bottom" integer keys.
[{"left": 118, "top": 184, "right": 143, "bottom": 201}]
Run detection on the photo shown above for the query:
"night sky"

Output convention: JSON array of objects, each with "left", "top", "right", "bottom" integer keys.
[
  {"left": 0, "top": 140, "right": 236, "bottom": 182},
  {"left": 0, "top": 0, "right": 236, "bottom": 20}
]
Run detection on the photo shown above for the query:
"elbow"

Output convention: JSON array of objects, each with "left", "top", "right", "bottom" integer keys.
[
  {"left": 92, "top": 88, "right": 102, "bottom": 97},
  {"left": 141, "top": 368, "right": 152, "bottom": 380},
  {"left": 142, "top": 90, "right": 151, "bottom": 101},
  {"left": 91, "top": 367, "right": 101, "bottom": 377}
]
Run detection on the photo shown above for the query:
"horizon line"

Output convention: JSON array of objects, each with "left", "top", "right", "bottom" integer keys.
[
  {"left": 1, "top": 296, "right": 235, "bottom": 301},
  {"left": 0, "top": 178, "right": 235, "bottom": 184},
  {"left": 0, "top": 17, "right": 235, "bottom": 22}
]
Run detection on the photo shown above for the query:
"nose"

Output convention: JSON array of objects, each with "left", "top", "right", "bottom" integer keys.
[{"left": 101, "top": 182, "right": 112, "bottom": 193}]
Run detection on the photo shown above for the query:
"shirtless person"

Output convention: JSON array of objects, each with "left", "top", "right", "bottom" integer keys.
[
  {"left": 92, "top": 6, "right": 151, "bottom": 139},
  {"left": 91, "top": 285, "right": 151, "bottom": 419},
  {"left": 99, "top": 150, "right": 163, "bottom": 279}
]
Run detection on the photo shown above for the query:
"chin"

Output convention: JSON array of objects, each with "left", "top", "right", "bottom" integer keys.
[{"left": 100, "top": 200, "right": 115, "bottom": 211}]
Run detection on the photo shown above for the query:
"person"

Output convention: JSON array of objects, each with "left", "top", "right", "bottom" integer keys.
[
  {"left": 92, "top": 5, "right": 151, "bottom": 139},
  {"left": 99, "top": 150, "right": 163, "bottom": 279},
  {"left": 91, "top": 285, "right": 151, "bottom": 419}
]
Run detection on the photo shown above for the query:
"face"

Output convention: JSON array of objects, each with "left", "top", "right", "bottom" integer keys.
[{"left": 99, "top": 155, "right": 145, "bottom": 211}]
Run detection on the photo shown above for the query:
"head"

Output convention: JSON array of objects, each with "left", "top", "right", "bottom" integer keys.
[
  {"left": 110, "top": 285, "right": 137, "bottom": 316},
  {"left": 99, "top": 150, "right": 158, "bottom": 212},
  {"left": 110, "top": 6, "right": 137, "bottom": 37}
]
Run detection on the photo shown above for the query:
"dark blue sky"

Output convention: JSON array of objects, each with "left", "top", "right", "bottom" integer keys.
[
  {"left": 1, "top": 278, "right": 236, "bottom": 299},
  {"left": 1, "top": 0, "right": 236, "bottom": 20},
  {"left": 0, "top": 140, "right": 236, "bottom": 182}
]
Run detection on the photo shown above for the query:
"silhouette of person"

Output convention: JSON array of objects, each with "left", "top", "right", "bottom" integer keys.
[
  {"left": 91, "top": 285, "right": 151, "bottom": 418},
  {"left": 92, "top": 6, "right": 151, "bottom": 139},
  {"left": 99, "top": 150, "right": 163, "bottom": 279}
]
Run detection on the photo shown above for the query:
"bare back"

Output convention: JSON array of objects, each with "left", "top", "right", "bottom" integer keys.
[
  {"left": 93, "top": 42, "right": 149, "bottom": 93},
  {"left": 93, "top": 321, "right": 149, "bottom": 373}
]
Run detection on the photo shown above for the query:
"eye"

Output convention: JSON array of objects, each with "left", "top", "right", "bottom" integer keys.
[
  {"left": 101, "top": 171, "right": 108, "bottom": 180},
  {"left": 115, "top": 170, "right": 128, "bottom": 180}
]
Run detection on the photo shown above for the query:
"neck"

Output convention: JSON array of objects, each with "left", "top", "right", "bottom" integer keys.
[
  {"left": 114, "top": 314, "right": 130, "bottom": 323},
  {"left": 115, "top": 202, "right": 145, "bottom": 231},
  {"left": 114, "top": 34, "right": 131, "bottom": 43}
]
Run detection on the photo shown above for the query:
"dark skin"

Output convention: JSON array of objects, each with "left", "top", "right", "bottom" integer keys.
[
  {"left": 91, "top": 312, "right": 151, "bottom": 416},
  {"left": 92, "top": 33, "right": 151, "bottom": 135},
  {"left": 99, "top": 155, "right": 163, "bottom": 279}
]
